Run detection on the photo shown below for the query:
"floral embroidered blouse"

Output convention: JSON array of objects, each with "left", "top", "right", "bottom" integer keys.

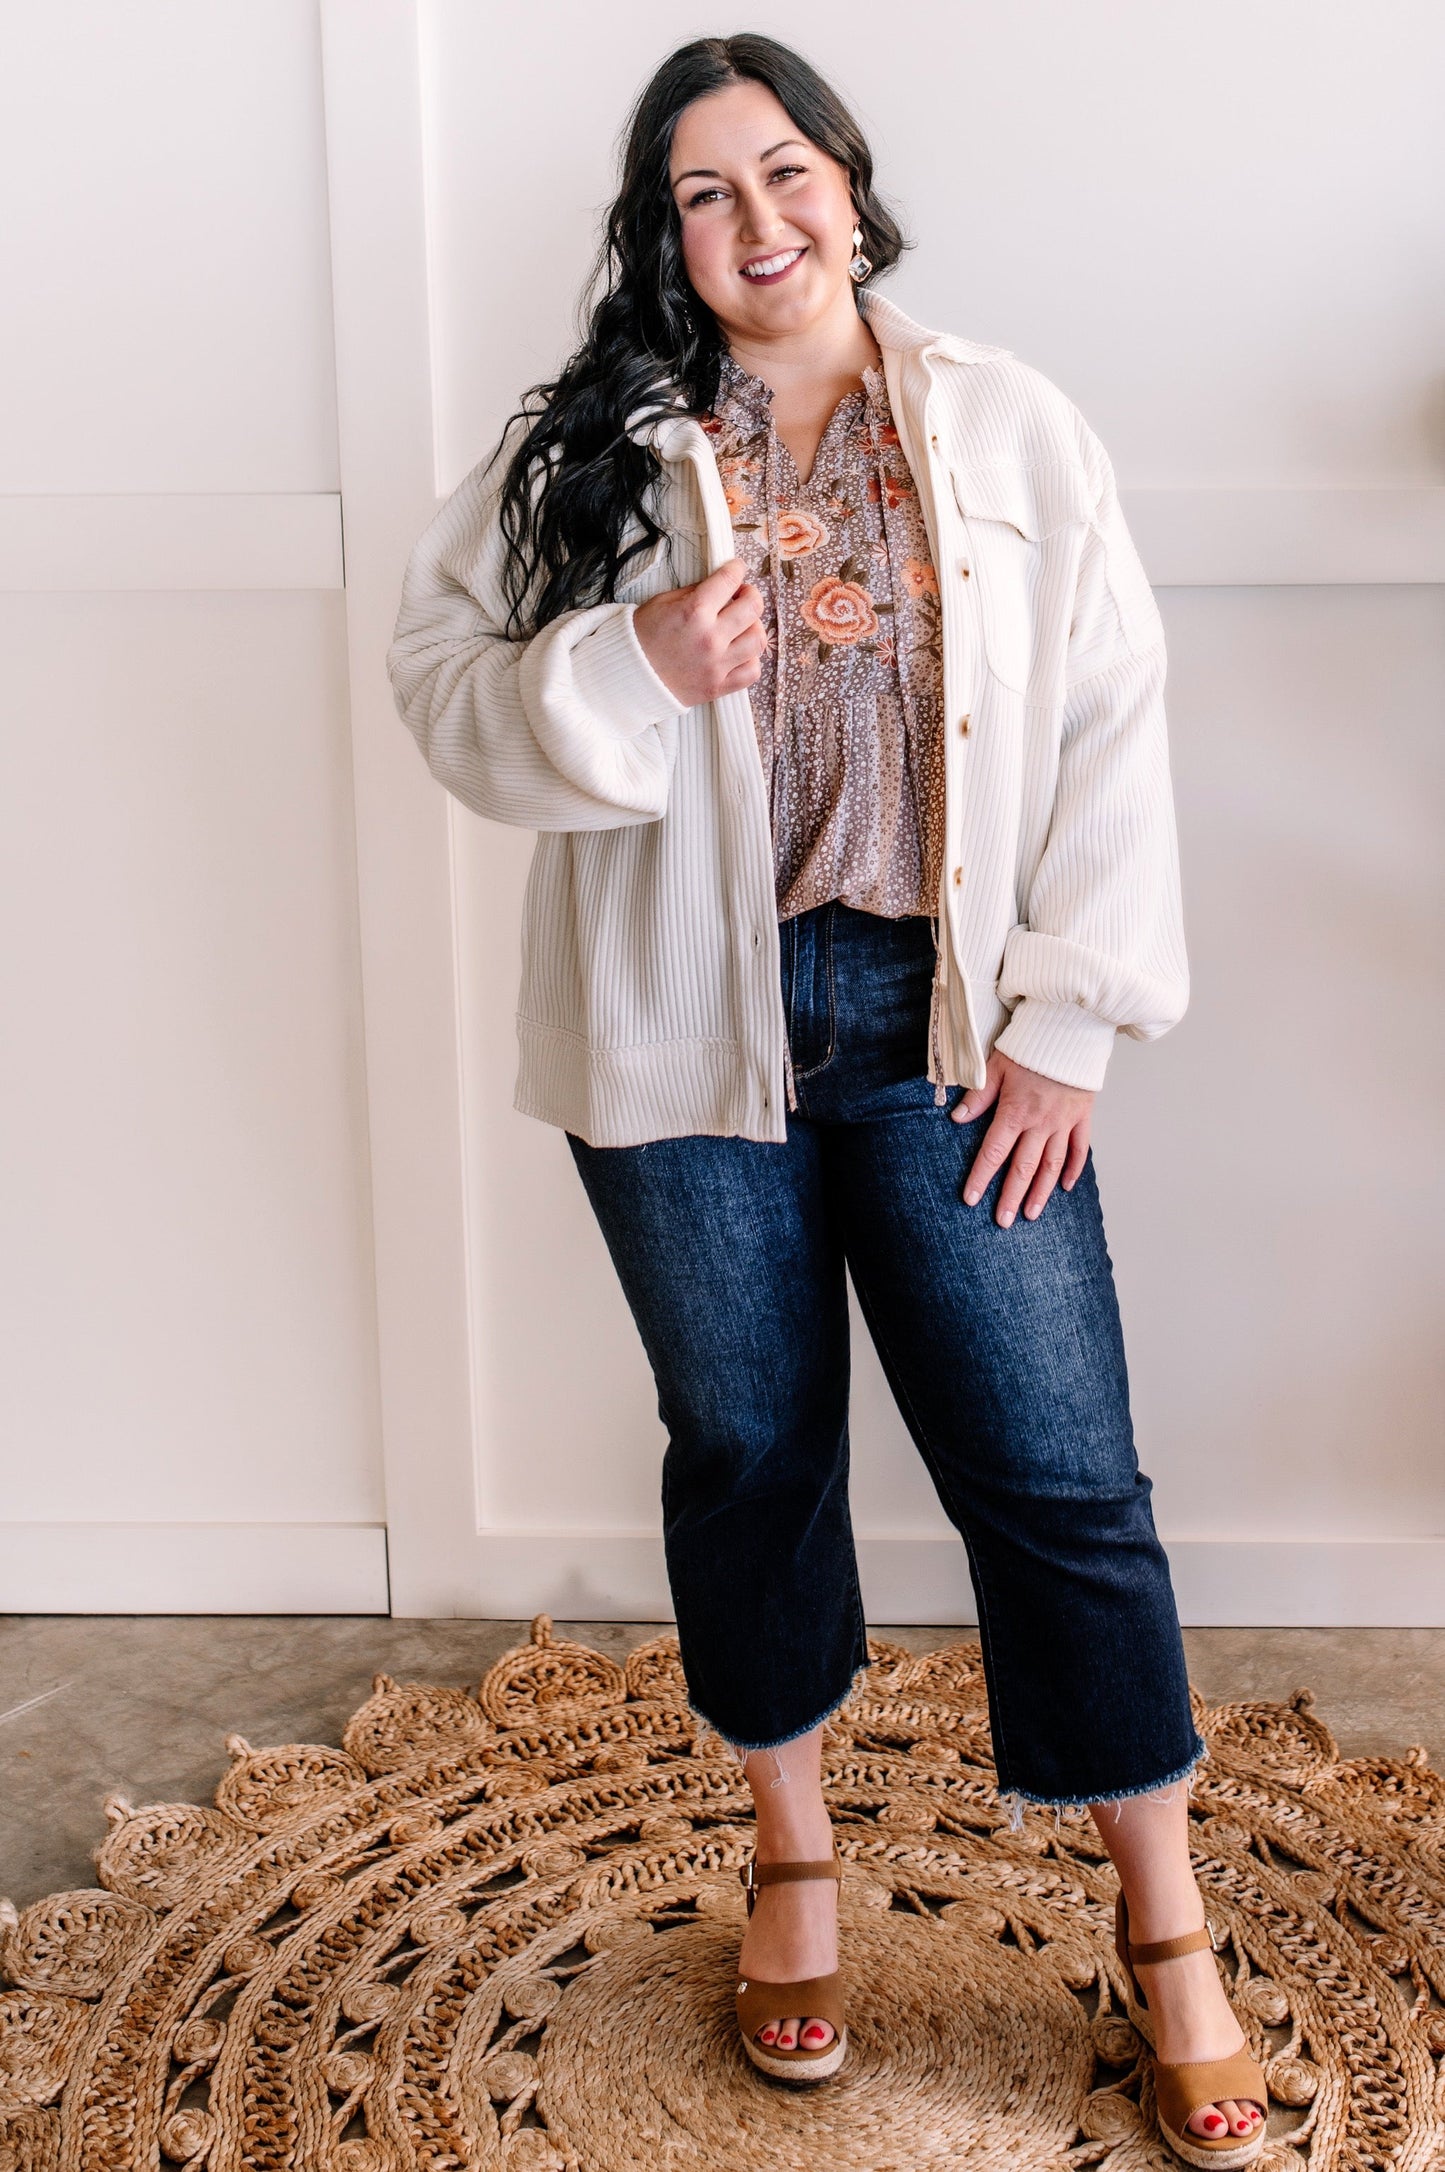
[{"left": 701, "top": 346, "right": 949, "bottom": 1107}]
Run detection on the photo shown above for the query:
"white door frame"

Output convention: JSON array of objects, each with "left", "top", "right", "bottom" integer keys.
[{"left": 319, "top": 0, "right": 481, "bottom": 1615}]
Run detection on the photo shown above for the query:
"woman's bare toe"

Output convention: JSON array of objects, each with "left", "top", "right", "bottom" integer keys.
[
  {"left": 757, "top": 2014, "right": 834, "bottom": 2051},
  {"left": 1188, "top": 2098, "right": 1262, "bottom": 2139}
]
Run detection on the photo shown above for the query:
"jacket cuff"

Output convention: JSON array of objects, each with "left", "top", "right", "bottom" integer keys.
[
  {"left": 992, "top": 995, "right": 1120, "bottom": 1093},
  {"left": 569, "top": 602, "right": 685, "bottom": 740}
]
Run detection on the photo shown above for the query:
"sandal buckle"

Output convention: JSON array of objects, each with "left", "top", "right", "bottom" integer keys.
[{"left": 1206, "top": 1917, "right": 1223, "bottom": 1953}]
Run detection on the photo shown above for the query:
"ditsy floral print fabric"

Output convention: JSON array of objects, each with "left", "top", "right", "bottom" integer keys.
[{"left": 701, "top": 347, "right": 947, "bottom": 925}]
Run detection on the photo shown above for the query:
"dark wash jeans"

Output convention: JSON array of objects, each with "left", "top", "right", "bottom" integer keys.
[{"left": 566, "top": 899, "right": 1204, "bottom": 1807}]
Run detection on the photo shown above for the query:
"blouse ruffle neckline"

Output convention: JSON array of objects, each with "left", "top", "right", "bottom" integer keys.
[{"left": 708, "top": 348, "right": 889, "bottom": 460}]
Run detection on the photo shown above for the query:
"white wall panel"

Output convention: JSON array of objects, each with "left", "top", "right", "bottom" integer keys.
[
  {"left": 0, "top": 4, "right": 381, "bottom": 1611},
  {"left": 0, "top": 593, "right": 384, "bottom": 1534},
  {"left": 0, "top": 0, "right": 340, "bottom": 493},
  {"left": 1115, "top": 583, "right": 1445, "bottom": 1538}
]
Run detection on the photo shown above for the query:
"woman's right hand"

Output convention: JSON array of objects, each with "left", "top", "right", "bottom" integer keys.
[{"left": 632, "top": 556, "right": 767, "bottom": 708}]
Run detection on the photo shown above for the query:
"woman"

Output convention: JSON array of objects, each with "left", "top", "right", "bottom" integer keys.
[{"left": 387, "top": 32, "right": 1267, "bottom": 2165}]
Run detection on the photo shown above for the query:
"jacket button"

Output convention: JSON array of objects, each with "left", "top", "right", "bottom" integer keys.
[
  {"left": 930, "top": 433, "right": 939, "bottom": 447},
  {"left": 960, "top": 564, "right": 970, "bottom": 579},
  {"left": 953, "top": 865, "right": 963, "bottom": 885},
  {"left": 958, "top": 714, "right": 971, "bottom": 735}
]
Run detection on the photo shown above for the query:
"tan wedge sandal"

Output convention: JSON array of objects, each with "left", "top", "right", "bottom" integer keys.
[
  {"left": 1115, "top": 1892, "right": 1269, "bottom": 2169},
  {"left": 735, "top": 1851, "right": 848, "bottom": 2083}
]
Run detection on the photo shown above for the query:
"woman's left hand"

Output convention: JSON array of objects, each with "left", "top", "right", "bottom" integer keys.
[{"left": 951, "top": 1051, "right": 1094, "bottom": 1228}]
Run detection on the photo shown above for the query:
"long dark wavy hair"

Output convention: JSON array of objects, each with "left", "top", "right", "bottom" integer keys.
[{"left": 488, "top": 34, "right": 911, "bottom": 637}]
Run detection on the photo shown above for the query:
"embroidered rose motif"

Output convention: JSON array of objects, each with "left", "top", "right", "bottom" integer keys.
[
  {"left": 801, "top": 578, "right": 878, "bottom": 644},
  {"left": 777, "top": 509, "right": 828, "bottom": 557},
  {"left": 900, "top": 556, "right": 939, "bottom": 598}
]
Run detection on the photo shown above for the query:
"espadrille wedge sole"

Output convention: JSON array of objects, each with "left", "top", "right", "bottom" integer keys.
[
  {"left": 735, "top": 1852, "right": 848, "bottom": 2084},
  {"left": 1114, "top": 1893, "right": 1268, "bottom": 2169}
]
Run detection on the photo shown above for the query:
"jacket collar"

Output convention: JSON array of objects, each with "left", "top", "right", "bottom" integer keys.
[
  {"left": 628, "top": 288, "right": 1010, "bottom": 455},
  {"left": 856, "top": 285, "right": 1011, "bottom": 369}
]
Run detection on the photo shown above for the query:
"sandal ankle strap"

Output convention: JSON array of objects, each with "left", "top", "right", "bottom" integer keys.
[
  {"left": 1127, "top": 1925, "right": 1216, "bottom": 1966},
  {"left": 740, "top": 1852, "right": 841, "bottom": 1914},
  {"left": 742, "top": 1854, "right": 841, "bottom": 1888},
  {"left": 1115, "top": 1890, "right": 1220, "bottom": 1974}
]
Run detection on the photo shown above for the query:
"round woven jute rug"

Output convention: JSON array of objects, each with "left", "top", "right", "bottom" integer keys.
[{"left": 2, "top": 1619, "right": 1444, "bottom": 2172}]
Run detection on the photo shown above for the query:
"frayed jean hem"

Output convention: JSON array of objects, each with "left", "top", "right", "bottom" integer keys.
[
  {"left": 996, "top": 1736, "right": 1209, "bottom": 1829},
  {"left": 688, "top": 1659, "right": 871, "bottom": 1758}
]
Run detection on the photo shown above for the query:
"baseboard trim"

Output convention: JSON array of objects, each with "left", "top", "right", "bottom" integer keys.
[
  {"left": 3, "top": 1529, "right": 1438, "bottom": 1625},
  {"left": 0, "top": 1523, "right": 390, "bottom": 1613},
  {"left": 431, "top": 1534, "right": 1445, "bottom": 1629}
]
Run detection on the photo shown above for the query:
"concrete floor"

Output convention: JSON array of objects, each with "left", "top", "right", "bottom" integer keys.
[{"left": 2, "top": 1616, "right": 1441, "bottom": 1910}]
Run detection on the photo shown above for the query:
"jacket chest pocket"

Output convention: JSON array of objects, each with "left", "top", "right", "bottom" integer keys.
[{"left": 950, "top": 464, "right": 1094, "bottom": 701}]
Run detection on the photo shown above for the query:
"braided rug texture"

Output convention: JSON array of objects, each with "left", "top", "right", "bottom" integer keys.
[{"left": 2, "top": 1617, "right": 1443, "bottom": 2172}]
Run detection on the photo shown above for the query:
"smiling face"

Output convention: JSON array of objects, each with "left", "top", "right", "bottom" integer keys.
[{"left": 668, "top": 78, "right": 860, "bottom": 349}]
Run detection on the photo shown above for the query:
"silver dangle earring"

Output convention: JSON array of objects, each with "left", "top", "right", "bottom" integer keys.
[{"left": 848, "top": 222, "right": 873, "bottom": 283}]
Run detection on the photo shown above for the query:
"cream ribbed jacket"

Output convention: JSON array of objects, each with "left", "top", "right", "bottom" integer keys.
[{"left": 386, "top": 287, "right": 1188, "bottom": 1147}]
